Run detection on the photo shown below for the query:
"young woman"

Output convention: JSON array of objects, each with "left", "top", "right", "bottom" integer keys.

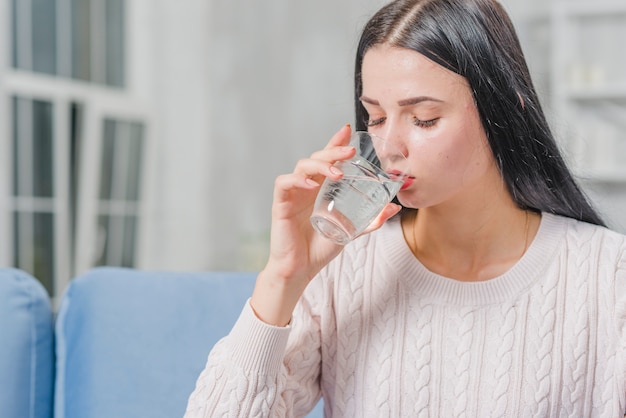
[{"left": 185, "top": 0, "right": 626, "bottom": 416}]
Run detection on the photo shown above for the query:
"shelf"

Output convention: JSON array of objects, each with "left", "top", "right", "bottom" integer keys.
[
  {"left": 566, "top": 84, "right": 626, "bottom": 101},
  {"left": 558, "top": 1, "right": 626, "bottom": 17},
  {"left": 551, "top": 1, "right": 626, "bottom": 186},
  {"left": 576, "top": 168, "right": 626, "bottom": 183}
]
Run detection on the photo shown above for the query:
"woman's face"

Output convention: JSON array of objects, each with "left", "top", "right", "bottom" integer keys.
[{"left": 360, "top": 45, "right": 499, "bottom": 210}]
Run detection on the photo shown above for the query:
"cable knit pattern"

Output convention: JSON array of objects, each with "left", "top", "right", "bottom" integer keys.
[
  {"left": 403, "top": 297, "right": 432, "bottom": 416},
  {"left": 451, "top": 306, "right": 474, "bottom": 417},
  {"left": 333, "top": 236, "right": 369, "bottom": 418},
  {"left": 593, "top": 231, "right": 623, "bottom": 416},
  {"left": 563, "top": 221, "right": 594, "bottom": 416},
  {"left": 489, "top": 302, "right": 516, "bottom": 417},
  {"left": 184, "top": 213, "right": 626, "bottom": 417},
  {"left": 615, "top": 245, "right": 626, "bottom": 414},
  {"left": 524, "top": 261, "right": 558, "bottom": 417},
  {"left": 368, "top": 260, "right": 398, "bottom": 417}
]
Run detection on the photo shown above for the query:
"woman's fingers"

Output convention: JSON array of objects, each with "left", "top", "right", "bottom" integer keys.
[
  {"left": 272, "top": 158, "right": 342, "bottom": 206},
  {"left": 272, "top": 123, "right": 357, "bottom": 213},
  {"left": 286, "top": 142, "right": 355, "bottom": 189},
  {"left": 273, "top": 171, "right": 320, "bottom": 195},
  {"left": 294, "top": 157, "right": 342, "bottom": 183},
  {"left": 360, "top": 203, "right": 403, "bottom": 235},
  {"left": 279, "top": 125, "right": 355, "bottom": 186},
  {"left": 324, "top": 124, "right": 352, "bottom": 149},
  {"left": 309, "top": 145, "right": 355, "bottom": 165},
  {"left": 310, "top": 125, "right": 356, "bottom": 160}
]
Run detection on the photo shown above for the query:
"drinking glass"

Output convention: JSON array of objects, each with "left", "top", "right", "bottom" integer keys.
[{"left": 310, "top": 131, "right": 409, "bottom": 245}]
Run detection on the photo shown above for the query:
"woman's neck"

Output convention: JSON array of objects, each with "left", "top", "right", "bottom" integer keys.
[{"left": 402, "top": 200, "right": 541, "bottom": 282}]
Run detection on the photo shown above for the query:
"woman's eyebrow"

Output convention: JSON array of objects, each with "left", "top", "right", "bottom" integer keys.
[
  {"left": 398, "top": 96, "right": 443, "bottom": 106},
  {"left": 360, "top": 95, "right": 443, "bottom": 106},
  {"left": 360, "top": 96, "right": 380, "bottom": 105}
]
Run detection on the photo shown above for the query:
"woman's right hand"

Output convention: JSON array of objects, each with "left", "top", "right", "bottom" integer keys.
[
  {"left": 250, "top": 124, "right": 353, "bottom": 326},
  {"left": 250, "top": 125, "right": 401, "bottom": 326}
]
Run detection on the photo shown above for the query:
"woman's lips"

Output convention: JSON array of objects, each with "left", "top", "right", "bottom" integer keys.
[
  {"left": 388, "top": 170, "right": 414, "bottom": 191},
  {"left": 400, "top": 177, "right": 414, "bottom": 191}
]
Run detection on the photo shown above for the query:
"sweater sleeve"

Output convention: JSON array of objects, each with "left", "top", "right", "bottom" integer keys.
[
  {"left": 183, "top": 297, "right": 323, "bottom": 418},
  {"left": 616, "top": 246, "right": 626, "bottom": 405}
]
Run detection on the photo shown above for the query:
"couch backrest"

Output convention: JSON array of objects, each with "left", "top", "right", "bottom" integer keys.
[
  {"left": 0, "top": 268, "right": 55, "bottom": 418},
  {"left": 54, "top": 267, "right": 257, "bottom": 418}
]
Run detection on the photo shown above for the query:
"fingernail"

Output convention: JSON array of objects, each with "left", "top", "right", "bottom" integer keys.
[
  {"left": 330, "top": 166, "right": 342, "bottom": 175},
  {"left": 305, "top": 178, "right": 319, "bottom": 187}
]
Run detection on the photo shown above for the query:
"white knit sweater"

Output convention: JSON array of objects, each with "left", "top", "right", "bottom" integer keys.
[{"left": 185, "top": 213, "right": 626, "bottom": 417}]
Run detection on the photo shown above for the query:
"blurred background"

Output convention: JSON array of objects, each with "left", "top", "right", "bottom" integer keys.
[{"left": 1, "top": 0, "right": 625, "bottom": 306}]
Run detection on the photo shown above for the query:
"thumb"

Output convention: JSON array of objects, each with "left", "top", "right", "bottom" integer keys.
[{"left": 360, "top": 203, "right": 402, "bottom": 235}]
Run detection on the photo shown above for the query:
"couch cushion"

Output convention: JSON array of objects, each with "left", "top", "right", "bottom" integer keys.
[
  {"left": 0, "top": 268, "right": 54, "bottom": 418},
  {"left": 54, "top": 267, "right": 257, "bottom": 418}
]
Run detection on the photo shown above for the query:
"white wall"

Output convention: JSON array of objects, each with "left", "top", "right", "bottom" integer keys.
[
  {"left": 138, "top": 0, "right": 386, "bottom": 272},
  {"left": 0, "top": 0, "right": 10, "bottom": 265},
  {"left": 203, "top": 0, "right": 388, "bottom": 270},
  {"left": 138, "top": 0, "right": 626, "bottom": 273},
  {"left": 506, "top": 0, "right": 626, "bottom": 234},
  {"left": 132, "top": 0, "right": 217, "bottom": 271}
]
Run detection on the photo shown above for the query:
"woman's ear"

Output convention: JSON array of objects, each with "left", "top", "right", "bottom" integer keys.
[{"left": 517, "top": 92, "right": 525, "bottom": 109}]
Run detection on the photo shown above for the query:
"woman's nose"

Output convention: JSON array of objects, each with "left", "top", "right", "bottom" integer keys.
[
  {"left": 379, "top": 124, "right": 409, "bottom": 160},
  {"left": 371, "top": 136, "right": 407, "bottom": 174}
]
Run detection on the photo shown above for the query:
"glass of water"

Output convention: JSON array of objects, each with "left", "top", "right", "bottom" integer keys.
[{"left": 310, "top": 131, "right": 409, "bottom": 245}]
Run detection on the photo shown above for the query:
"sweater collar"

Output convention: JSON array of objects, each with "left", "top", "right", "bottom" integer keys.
[{"left": 377, "top": 212, "right": 565, "bottom": 306}]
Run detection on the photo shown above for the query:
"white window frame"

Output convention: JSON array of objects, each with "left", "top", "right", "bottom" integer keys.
[
  {"left": 75, "top": 96, "right": 151, "bottom": 275},
  {"left": 0, "top": 0, "right": 12, "bottom": 270},
  {"left": 2, "top": 71, "right": 152, "bottom": 307},
  {"left": 1, "top": 0, "right": 153, "bottom": 307}
]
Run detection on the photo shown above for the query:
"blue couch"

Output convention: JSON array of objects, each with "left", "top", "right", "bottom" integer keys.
[
  {"left": 0, "top": 267, "right": 323, "bottom": 418},
  {"left": 0, "top": 268, "right": 54, "bottom": 418}
]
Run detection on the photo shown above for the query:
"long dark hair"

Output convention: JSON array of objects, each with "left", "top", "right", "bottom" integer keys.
[{"left": 354, "top": 0, "right": 605, "bottom": 226}]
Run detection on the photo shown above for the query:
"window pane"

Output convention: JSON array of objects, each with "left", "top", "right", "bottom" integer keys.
[
  {"left": 71, "top": 0, "right": 91, "bottom": 81},
  {"left": 11, "top": 0, "right": 18, "bottom": 68},
  {"left": 95, "top": 214, "right": 136, "bottom": 266},
  {"left": 32, "top": 0, "right": 57, "bottom": 74},
  {"left": 32, "top": 100, "right": 55, "bottom": 197},
  {"left": 69, "top": 102, "right": 85, "bottom": 264},
  {"left": 96, "top": 117, "right": 143, "bottom": 269},
  {"left": 11, "top": 0, "right": 30, "bottom": 70},
  {"left": 12, "top": 97, "right": 20, "bottom": 195},
  {"left": 121, "top": 215, "right": 137, "bottom": 267},
  {"left": 12, "top": 212, "right": 23, "bottom": 270},
  {"left": 12, "top": 97, "right": 55, "bottom": 198},
  {"left": 99, "top": 119, "right": 116, "bottom": 200},
  {"left": 94, "top": 214, "right": 110, "bottom": 266},
  {"left": 11, "top": 0, "right": 127, "bottom": 86},
  {"left": 33, "top": 212, "right": 56, "bottom": 295},
  {"left": 126, "top": 122, "right": 144, "bottom": 201},
  {"left": 100, "top": 118, "right": 144, "bottom": 201},
  {"left": 105, "top": 0, "right": 125, "bottom": 87},
  {"left": 13, "top": 211, "right": 56, "bottom": 296}
]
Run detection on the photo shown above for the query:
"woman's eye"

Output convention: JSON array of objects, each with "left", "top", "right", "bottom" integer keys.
[
  {"left": 366, "top": 117, "right": 386, "bottom": 127},
  {"left": 413, "top": 117, "right": 439, "bottom": 128}
]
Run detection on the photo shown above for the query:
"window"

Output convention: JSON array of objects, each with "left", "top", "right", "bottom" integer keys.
[
  {"left": 95, "top": 119, "right": 144, "bottom": 267},
  {"left": 11, "top": 97, "right": 57, "bottom": 295},
  {"left": 11, "top": 0, "right": 125, "bottom": 87},
  {"left": 3, "top": 0, "right": 150, "bottom": 303}
]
